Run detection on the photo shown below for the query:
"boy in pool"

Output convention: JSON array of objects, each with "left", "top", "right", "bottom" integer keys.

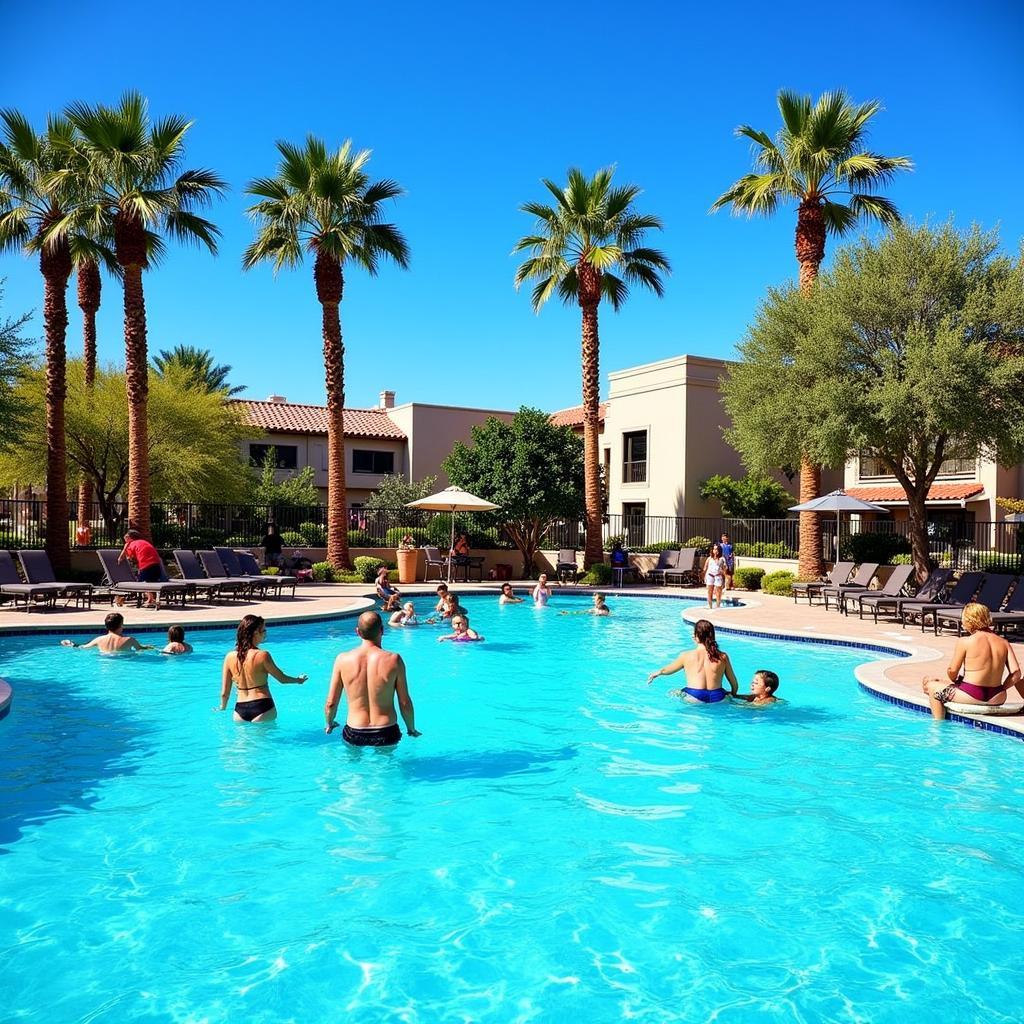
[
  {"left": 732, "top": 669, "right": 781, "bottom": 705},
  {"left": 161, "top": 624, "right": 193, "bottom": 655},
  {"left": 559, "top": 593, "right": 610, "bottom": 616},
  {"left": 390, "top": 602, "right": 419, "bottom": 627},
  {"left": 60, "top": 612, "right": 156, "bottom": 653},
  {"left": 438, "top": 613, "right": 483, "bottom": 642}
]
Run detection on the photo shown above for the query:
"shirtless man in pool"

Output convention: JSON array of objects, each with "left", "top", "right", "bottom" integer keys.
[
  {"left": 60, "top": 612, "right": 155, "bottom": 653},
  {"left": 325, "top": 611, "right": 421, "bottom": 746},
  {"left": 646, "top": 618, "right": 739, "bottom": 703},
  {"left": 921, "top": 602, "right": 1024, "bottom": 720}
]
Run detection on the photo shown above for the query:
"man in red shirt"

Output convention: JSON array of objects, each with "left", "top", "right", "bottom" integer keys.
[{"left": 119, "top": 529, "right": 163, "bottom": 606}]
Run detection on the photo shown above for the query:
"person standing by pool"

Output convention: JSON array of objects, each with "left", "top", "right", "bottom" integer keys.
[
  {"left": 325, "top": 610, "right": 421, "bottom": 745},
  {"left": 533, "top": 573, "right": 553, "bottom": 606},
  {"left": 118, "top": 529, "right": 163, "bottom": 608},
  {"left": 60, "top": 612, "right": 156, "bottom": 653},
  {"left": 703, "top": 543, "right": 728, "bottom": 609},
  {"left": 218, "top": 614, "right": 308, "bottom": 723},
  {"left": 719, "top": 533, "right": 735, "bottom": 592},
  {"left": 921, "top": 603, "right": 1023, "bottom": 720},
  {"left": 261, "top": 522, "right": 284, "bottom": 568},
  {"left": 646, "top": 619, "right": 739, "bottom": 703}
]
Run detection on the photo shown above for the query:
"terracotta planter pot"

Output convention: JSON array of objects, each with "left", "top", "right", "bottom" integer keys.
[{"left": 397, "top": 548, "right": 419, "bottom": 584}]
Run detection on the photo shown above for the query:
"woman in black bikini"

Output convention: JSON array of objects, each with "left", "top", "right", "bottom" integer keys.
[{"left": 218, "top": 614, "right": 308, "bottom": 722}]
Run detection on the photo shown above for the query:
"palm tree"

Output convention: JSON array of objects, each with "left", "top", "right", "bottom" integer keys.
[
  {"left": 0, "top": 111, "right": 112, "bottom": 572},
  {"left": 711, "top": 89, "right": 911, "bottom": 578},
  {"left": 153, "top": 344, "right": 245, "bottom": 396},
  {"left": 64, "top": 92, "right": 226, "bottom": 539},
  {"left": 243, "top": 136, "right": 409, "bottom": 570},
  {"left": 514, "top": 167, "right": 670, "bottom": 570}
]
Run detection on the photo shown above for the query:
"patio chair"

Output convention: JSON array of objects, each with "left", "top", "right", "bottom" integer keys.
[
  {"left": 792, "top": 562, "right": 854, "bottom": 605},
  {"left": 850, "top": 564, "right": 918, "bottom": 622},
  {"left": 173, "top": 549, "right": 244, "bottom": 602},
  {"left": 198, "top": 550, "right": 262, "bottom": 598},
  {"left": 0, "top": 550, "right": 68, "bottom": 612},
  {"left": 17, "top": 549, "right": 94, "bottom": 609},
  {"left": 900, "top": 571, "right": 983, "bottom": 630},
  {"left": 555, "top": 549, "right": 578, "bottom": 585},
  {"left": 665, "top": 548, "right": 700, "bottom": 587},
  {"left": 215, "top": 547, "right": 275, "bottom": 598},
  {"left": 988, "top": 581, "right": 1024, "bottom": 634},
  {"left": 645, "top": 549, "right": 681, "bottom": 586},
  {"left": 876, "top": 568, "right": 953, "bottom": 623},
  {"left": 95, "top": 549, "right": 189, "bottom": 608},
  {"left": 930, "top": 574, "right": 1015, "bottom": 635},
  {"left": 235, "top": 550, "right": 298, "bottom": 599},
  {"left": 422, "top": 546, "right": 449, "bottom": 582},
  {"left": 821, "top": 563, "right": 880, "bottom": 612}
]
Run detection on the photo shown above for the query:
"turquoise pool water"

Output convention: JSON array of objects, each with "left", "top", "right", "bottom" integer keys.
[{"left": 1, "top": 594, "right": 1022, "bottom": 1023}]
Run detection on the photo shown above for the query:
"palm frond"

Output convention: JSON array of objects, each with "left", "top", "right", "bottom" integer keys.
[
  {"left": 163, "top": 209, "right": 221, "bottom": 252},
  {"left": 848, "top": 193, "right": 902, "bottom": 227},
  {"left": 600, "top": 271, "right": 628, "bottom": 310},
  {"left": 820, "top": 200, "right": 858, "bottom": 237}
]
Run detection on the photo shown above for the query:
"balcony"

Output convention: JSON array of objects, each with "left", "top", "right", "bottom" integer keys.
[{"left": 622, "top": 460, "right": 647, "bottom": 484}]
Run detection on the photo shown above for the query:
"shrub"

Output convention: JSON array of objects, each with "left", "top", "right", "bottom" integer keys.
[
  {"left": 635, "top": 540, "right": 682, "bottom": 553},
  {"left": 187, "top": 527, "right": 230, "bottom": 550},
  {"left": 580, "top": 562, "right": 613, "bottom": 585},
  {"left": 311, "top": 561, "right": 336, "bottom": 583},
  {"left": 842, "top": 531, "right": 912, "bottom": 564},
  {"left": 732, "top": 541, "right": 797, "bottom": 559},
  {"left": 224, "top": 535, "right": 251, "bottom": 548},
  {"left": 337, "top": 570, "right": 364, "bottom": 583},
  {"left": 262, "top": 567, "right": 280, "bottom": 576},
  {"left": 684, "top": 535, "right": 712, "bottom": 553},
  {"left": 280, "top": 530, "right": 305, "bottom": 547},
  {"left": 384, "top": 526, "right": 430, "bottom": 548},
  {"left": 298, "top": 521, "right": 327, "bottom": 547},
  {"left": 892, "top": 553, "right": 913, "bottom": 565},
  {"left": 347, "top": 529, "right": 371, "bottom": 548},
  {"left": 388, "top": 569, "right": 400, "bottom": 583},
  {"left": 602, "top": 533, "right": 626, "bottom": 551},
  {"left": 353, "top": 556, "right": 387, "bottom": 583},
  {"left": 732, "top": 566, "right": 766, "bottom": 590},
  {"left": 761, "top": 570, "right": 796, "bottom": 596}
]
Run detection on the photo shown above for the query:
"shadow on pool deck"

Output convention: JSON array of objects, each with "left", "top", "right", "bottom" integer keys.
[{"left": 0, "top": 673, "right": 142, "bottom": 854}]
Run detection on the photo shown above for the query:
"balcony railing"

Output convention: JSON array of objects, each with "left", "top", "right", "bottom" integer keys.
[
  {"left": 622, "top": 460, "right": 647, "bottom": 483},
  {"left": 858, "top": 454, "right": 978, "bottom": 480}
]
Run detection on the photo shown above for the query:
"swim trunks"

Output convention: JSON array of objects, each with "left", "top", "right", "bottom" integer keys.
[
  {"left": 682, "top": 687, "right": 727, "bottom": 704},
  {"left": 342, "top": 723, "right": 402, "bottom": 747},
  {"left": 234, "top": 697, "right": 275, "bottom": 721},
  {"left": 138, "top": 563, "right": 162, "bottom": 582}
]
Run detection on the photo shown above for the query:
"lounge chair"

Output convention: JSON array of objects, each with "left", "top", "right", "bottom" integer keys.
[
  {"left": 422, "top": 546, "right": 449, "bottom": 582},
  {"left": 0, "top": 550, "right": 68, "bottom": 611},
  {"left": 215, "top": 547, "right": 275, "bottom": 598},
  {"left": 235, "top": 550, "right": 298, "bottom": 598},
  {"left": 878, "top": 568, "right": 953, "bottom": 622},
  {"left": 646, "top": 549, "right": 681, "bottom": 586},
  {"left": 555, "top": 549, "right": 578, "bottom": 585},
  {"left": 900, "top": 571, "right": 983, "bottom": 630},
  {"left": 792, "top": 562, "right": 854, "bottom": 605},
  {"left": 17, "top": 549, "right": 94, "bottom": 609},
  {"left": 821, "top": 562, "right": 880, "bottom": 612},
  {"left": 95, "top": 549, "right": 189, "bottom": 608},
  {"left": 851, "top": 564, "right": 918, "bottom": 622},
  {"left": 665, "top": 548, "right": 700, "bottom": 587},
  {"left": 988, "top": 582, "right": 1024, "bottom": 634},
  {"left": 173, "top": 549, "right": 243, "bottom": 601},
  {"left": 197, "top": 550, "right": 262, "bottom": 598},
  {"left": 930, "top": 574, "right": 1015, "bottom": 635}
]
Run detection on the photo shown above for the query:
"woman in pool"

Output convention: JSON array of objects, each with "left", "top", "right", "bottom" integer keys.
[
  {"left": 533, "top": 573, "right": 553, "bottom": 606},
  {"left": 560, "top": 593, "right": 610, "bottom": 616},
  {"left": 218, "top": 614, "right": 308, "bottom": 723},
  {"left": 646, "top": 619, "right": 739, "bottom": 703},
  {"left": 499, "top": 583, "right": 524, "bottom": 604},
  {"left": 702, "top": 543, "right": 728, "bottom": 609},
  {"left": 161, "top": 624, "right": 193, "bottom": 655},
  {"left": 438, "top": 614, "right": 484, "bottom": 642}
]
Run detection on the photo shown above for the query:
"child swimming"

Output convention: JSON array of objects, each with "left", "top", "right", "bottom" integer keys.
[
  {"left": 389, "top": 602, "right": 419, "bottom": 627},
  {"left": 732, "top": 669, "right": 782, "bottom": 705},
  {"left": 161, "top": 624, "right": 193, "bottom": 654},
  {"left": 559, "top": 593, "right": 610, "bottom": 616},
  {"left": 438, "top": 614, "right": 484, "bottom": 642}
]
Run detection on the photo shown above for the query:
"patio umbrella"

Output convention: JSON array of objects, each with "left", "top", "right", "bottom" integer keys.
[
  {"left": 405, "top": 486, "right": 501, "bottom": 583},
  {"left": 789, "top": 488, "right": 890, "bottom": 557}
]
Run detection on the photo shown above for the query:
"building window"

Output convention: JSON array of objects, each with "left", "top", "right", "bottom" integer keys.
[
  {"left": 352, "top": 450, "right": 394, "bottom": 475},
  {"left": 859, "top": 450, "right": 977, "bottom": 480},
  {"left": 250, "top": 443, "right": 298, "bottom": 469},
  {"left": 622, "top": 431, "right": 647, "bottom": 483}
]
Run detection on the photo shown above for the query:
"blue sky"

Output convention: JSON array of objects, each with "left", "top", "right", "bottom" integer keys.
[{"left": 2, "top": 0, "right": 1022, "bottom": 412}]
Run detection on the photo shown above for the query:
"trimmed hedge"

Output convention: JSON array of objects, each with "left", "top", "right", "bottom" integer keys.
[
  {"left": 280, "top": 530, "right": 305, "bottom": 547},
  {"left": 732, "top": 541, "right": 797, "bottom": 559},
  {"left": 842, "top": 531, "right": 912, "bottom": 564},
  {"left": 684, "top": 535, "right": 712, "bottom": 553},
  {"left": 732, "top": 566, "right": 766, "bottom": 590},
  {"left": 311, "top": 561, "right": 335, "bottom": 583},
  {"left": 580, "top": 563, "right": 613, "bottom": 585},
  {"left": 298, "top": 521, "right": 327, "bottom": 546},
  {"left": 384, "top": 526, "right": 431, "bottom": 548},
  {"left": 353, "top": 556, "right": 387, "bottom": 583},
  {"left": 761, "top": 570, "right": 796, "bottom": 596}
]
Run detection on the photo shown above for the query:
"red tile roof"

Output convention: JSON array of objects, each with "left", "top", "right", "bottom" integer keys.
[
  {"left": 550, "top": 402, "right": 608, "bottom": 428},
  {"left": 232, "top": 400, "right": 406, "bottom": 440},
  {"left": 846, "top": 483, "right": 985, "bottom": 502}
]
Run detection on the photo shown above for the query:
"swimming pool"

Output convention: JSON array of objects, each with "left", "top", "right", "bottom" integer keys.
[{"left": 1, "top": 594, "right": 1022, "bottom": 1022}]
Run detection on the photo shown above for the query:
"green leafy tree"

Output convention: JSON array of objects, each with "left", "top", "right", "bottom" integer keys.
[
  {"left": 700, "top": 474, "right": 794, "bottom": 518},
  {"left": 249, "top": 447, "right": 320, "bottom": 507},
  {"left": 364, "top": 473, "right": 437, "bottom": 511},
  {"left": 443, "top": 407, "right": 585, "bottom": 576},
  {"left": 153, "top": 344, "right": 245, "bottom": 396},
  {"left": 0, "top": 361, "right": 251, "bottom": 539},
  {"left": 724, "top": 223, "right": 1024, "bottom": 581},
  {"left": 514, "top": 167, "right": 669, "bottom": 570},
  {"left": 243, "top": 136, "right": 410, "bottom": 570},
  {"left": 711, "top": 89, "right": 912, "bottom": 577},
  {"left": 64, "top": 91, "right": 226, "bottom": 539},
  {"left": 0, "top": 279, "right": 31, "bottom": 451}
]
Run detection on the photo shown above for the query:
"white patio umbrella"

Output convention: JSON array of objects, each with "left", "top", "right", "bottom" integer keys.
[
  {"left": 405, "top": 486, "right": 501, "bottom": 583},
  {"left": 789, "top": 488, "right": 890, "bottom": 556}
]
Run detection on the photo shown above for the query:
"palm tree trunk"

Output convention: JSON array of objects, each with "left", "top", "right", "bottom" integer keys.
[
  {"left": 76, "top": 260, "right": 100, "bottom": 531},
  {"left": 580, "top": 300, "right": 604, "bottom": 570},
  {"left": 315, "top": 251, "right": 350, "bottom": 570},
  {"left": 122, "top": 263, "right": 151, "bottom": 538},
  {"left": 794, "top": 199, "right": 827, "bottom": 577},
  {"left": 41, "top": 251, "right": 72, "bottom": 574}
]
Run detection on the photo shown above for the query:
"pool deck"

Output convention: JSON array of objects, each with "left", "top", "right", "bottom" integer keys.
[{"left": 0, "top": 582, "right": 1021, "bottom": 739}]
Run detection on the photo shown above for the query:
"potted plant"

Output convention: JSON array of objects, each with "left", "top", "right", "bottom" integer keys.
[{"left": 396, "top": 533, "right": 420, "bottom": 584}]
